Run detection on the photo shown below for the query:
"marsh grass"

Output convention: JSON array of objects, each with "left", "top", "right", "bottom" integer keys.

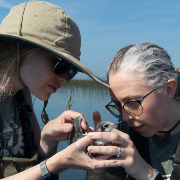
[
  {"left": 61, "top": 79, "right": 108, "bottom": 91},
  {"left": 66, "top": 90, "right": 73, "bottom": 110}
]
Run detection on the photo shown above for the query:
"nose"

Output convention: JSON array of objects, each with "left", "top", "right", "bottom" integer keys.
[
  {"left": 58, "top": 71, "right": 70, "bottom": 84},
  {"left": 121, "top": 109, "right": 134, "bottom": 122}
]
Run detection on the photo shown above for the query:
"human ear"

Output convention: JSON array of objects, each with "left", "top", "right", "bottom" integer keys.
[{"left": 165, "top": 79, "right": 177, "bottom": 101}]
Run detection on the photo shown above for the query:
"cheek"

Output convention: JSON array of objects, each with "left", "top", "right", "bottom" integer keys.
[{"left": 143, "top": 97, "right": 167, "bottom": 127}]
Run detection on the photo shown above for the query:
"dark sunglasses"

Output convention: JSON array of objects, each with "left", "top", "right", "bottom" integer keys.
[{"left": 54, "top": 57, "right": 79, "bottom": 80}]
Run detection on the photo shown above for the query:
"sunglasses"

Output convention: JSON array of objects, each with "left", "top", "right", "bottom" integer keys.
[{"left": 54, "top": 57, "right": 79, "bottom": 80}]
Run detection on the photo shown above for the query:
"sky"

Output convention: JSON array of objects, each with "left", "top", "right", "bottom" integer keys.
[{"left": 1, "top": 0, "right": 180, "bottom": 80}]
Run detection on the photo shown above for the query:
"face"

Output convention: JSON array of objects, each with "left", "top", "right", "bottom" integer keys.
[
  {"left": 109, "top": 71, "right": 169, "bottom": 137},
  {"left": 20, "top": 49, "right": 70, "bottom": 101}
]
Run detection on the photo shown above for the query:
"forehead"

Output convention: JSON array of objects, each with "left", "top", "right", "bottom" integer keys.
[{"left": 109, "top": 71, "right": 150, "bottom": 101}]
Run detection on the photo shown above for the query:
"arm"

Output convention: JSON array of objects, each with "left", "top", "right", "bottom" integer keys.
[
  {"left": 38, "top": 110, "right": 89, "bottom": 160},
  {"left": 2, "top": 135, "right": 96, "bottom": 180},
  {"left": 21, "top": 88, "right": 89, "bottom": 161}
]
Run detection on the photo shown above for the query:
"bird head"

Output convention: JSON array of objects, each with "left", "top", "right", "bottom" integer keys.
[{"left": 95, "top": 121, "right": 120, "bottom": 132}]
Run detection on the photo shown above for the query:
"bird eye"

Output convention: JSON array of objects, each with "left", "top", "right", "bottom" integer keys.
[{"left": 103, "top": 124, "right": 108, "bottom": 128}]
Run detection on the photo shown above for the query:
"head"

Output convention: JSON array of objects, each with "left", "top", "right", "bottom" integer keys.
[
  {"left": 107, "top": 42, "right": 180, "bottom": 137},
  {"left": 95, "top": 121, "right": 120, "bottom": 132},
  {"left": 0, "top": 1, "right": 108, "bottom": 124},
  {"left": 0, "top": 1, "right": 108, "bottom": 89}
]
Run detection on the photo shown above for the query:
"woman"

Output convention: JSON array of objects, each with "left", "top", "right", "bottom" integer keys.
[
  {"left": 0, "top": 1, "right": 108, "bottom": 179},
  {"left": 86, "top": 43, "right": 180, "bottom": 180}
]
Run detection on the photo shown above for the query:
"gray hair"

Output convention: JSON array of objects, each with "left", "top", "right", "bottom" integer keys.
[{"left": 108, "top": 42, "right": 179, "bottom": 98}]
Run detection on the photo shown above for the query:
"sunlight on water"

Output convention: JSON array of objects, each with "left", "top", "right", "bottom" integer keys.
[{"left": 33, "top": 81, "right": 118, "bottom": 180}]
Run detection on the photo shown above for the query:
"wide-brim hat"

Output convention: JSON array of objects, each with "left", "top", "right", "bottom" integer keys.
[{"left": 0, "top": 1, "right": 109, "bottom": 88}]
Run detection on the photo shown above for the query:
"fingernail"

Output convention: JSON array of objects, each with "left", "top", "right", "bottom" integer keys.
[
  {"left": 88, "top": 132, "right": 95, "bottom": 138},
  {"left": 93, "top": 162, "right": 99, "bottom": 168},
  {"left": 93, "top": 111, "right": 99, "bottom": 115},
  {"left": 88, "top": 146, "right": 93, "bottom": 152},
  {"left": 66, "top": 124, "right": 72, "bottom": 130}
]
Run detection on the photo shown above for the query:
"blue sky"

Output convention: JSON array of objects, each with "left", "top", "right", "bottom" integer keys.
[{"left": 1, "top": 0, "right": 180, "bottom": 80}]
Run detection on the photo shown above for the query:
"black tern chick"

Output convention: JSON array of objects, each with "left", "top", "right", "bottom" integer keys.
[
  {"left": 67, "top": 116, "right": 86, "bottom": 144},
  {"left": 93, "top": 121, "right": 120, "bottom": 146},
  {"left": 67, "top": 116, "right": 120, "bottom": 157}
]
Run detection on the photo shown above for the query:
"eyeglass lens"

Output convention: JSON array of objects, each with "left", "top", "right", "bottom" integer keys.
[
  {"left": 54, "top": 58, "right": 79, "bottom": 80},
  {"left": 106, "top": 101, "right": 143, "bottom": 118},
  {"left": 106, "top": 105, "right": 120, "bottom": 118},
  {"left": 123, "top": 101, "right": 143, "bottom": 116}
]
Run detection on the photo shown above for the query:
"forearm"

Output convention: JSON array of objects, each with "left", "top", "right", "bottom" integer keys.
[
  {"left": 86, "top": 169, "right": 107, "bottom": 180},
  {"left": 3, "top": 151, "right": 66, "bottom": 180},
  {"left": 3, "top": 164, "right": 43, "bottom": 180},
  {"left": 38, "top": 139, "right": 58, "bottom": 161}
]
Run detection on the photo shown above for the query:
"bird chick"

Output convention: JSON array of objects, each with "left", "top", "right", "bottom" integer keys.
[
  {"left": 67, "top": 116, "right": 120, "bottom": 158},
  {"left": 67, "top": 116, "right": 86, "bottom": 144},
  {"left": 93, "top": 121, "right": 120, "bottom": 146}
]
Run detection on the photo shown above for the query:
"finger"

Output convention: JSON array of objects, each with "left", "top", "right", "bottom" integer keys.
[
  {"left": 80, "top": 117, "right": 89, "bottom": 133},
  {"left": 93, "top": 154, "right": 112, "bottom": 160},
  {"left": 88, "top": 132, "right": 127, "bottom": 146},
  {"left": 57, "top": 123, "right": 73, "bottom": 133},
  {"left": 72, "top": 135, "right": 94, "bottom": 150},
  {"left": 62, "top": 110, "right": 89, "bottom": 132},
  {"left": 89, "top": 126, "right": 95, "bottom": 132},
  {"left": 88, "top": 145, "right": 122, "bottom": 156},
  {"left": 93, "top": 111, "right": 101, "bottom": 128},
  {"left": 93, "top": 158, "right": 125, "bottom": 168}
]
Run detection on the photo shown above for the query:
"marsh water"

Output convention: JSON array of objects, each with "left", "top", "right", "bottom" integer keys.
[{"left": 33, "top": 80, "right": 118, "bottom": 180}]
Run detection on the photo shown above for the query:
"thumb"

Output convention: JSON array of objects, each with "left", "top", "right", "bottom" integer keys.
[
  {"left": 60, "top": 123, "right": 73, "bottom": 133},
  {"left": 93, "top": 111, "right": 101, "bottom": 128}
]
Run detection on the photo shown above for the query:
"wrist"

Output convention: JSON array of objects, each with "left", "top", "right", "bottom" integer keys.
[
  {"left": 137, "top": 166, "right": 157, "bottom": 180},
  {"left": 39, "top": 138, "right": 58, "bottom": 158},
  {"left": 45, "top": 151, "right": 67, "bottom": 175},
  {"left": 40, "top": 159, "right": 59, "bottom": 179}
]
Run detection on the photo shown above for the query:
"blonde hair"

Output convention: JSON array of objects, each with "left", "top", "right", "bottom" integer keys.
[{"left": 0, "top": 40, "right": 38, "bottom": 92}]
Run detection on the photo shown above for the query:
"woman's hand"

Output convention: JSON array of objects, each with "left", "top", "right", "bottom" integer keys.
[
  {"left": 87, "top": 129, "right": 156, "bottom": 180},
  {"left": 46, "top": 135, "right": 107, "bottom": 174},
  {"left": 39, "top": 110, "right": 89, "bottom": 159}
]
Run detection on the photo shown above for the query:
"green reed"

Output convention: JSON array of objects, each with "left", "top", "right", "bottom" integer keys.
[
  {"left": 61, "top": 79, "right": 108, "bottom": 91},
  {"left": 66, "top": 90, "right": 73, "bottom": 110}
]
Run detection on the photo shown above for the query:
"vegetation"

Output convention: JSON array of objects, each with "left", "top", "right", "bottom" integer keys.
[
  {"left": 66, "top": 91, "right": 73, "bottom": 110},
  {"left": 61, "top": 79, "right": 108, "bottom": 91}
]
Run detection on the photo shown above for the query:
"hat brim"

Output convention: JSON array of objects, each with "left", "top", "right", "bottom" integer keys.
[{"left": 0, "top": 33, "right": 109, "bottom": 88}]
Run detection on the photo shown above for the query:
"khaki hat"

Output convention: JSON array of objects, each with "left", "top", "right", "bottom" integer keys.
[{"left": 0, "top": 1, "right": 108, "bottom": 88}]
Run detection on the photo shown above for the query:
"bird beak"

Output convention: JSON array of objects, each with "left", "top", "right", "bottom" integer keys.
[{"left": 109, "top": 121, "right": 120, "bottom": 131}]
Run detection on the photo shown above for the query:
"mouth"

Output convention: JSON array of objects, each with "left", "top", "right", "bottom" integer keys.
[
  {"left": 132, "top": 125, "right": 144, "bottom": 132},
  {"left": 48, "top": 84, "right": 58, "bottom": 93}
]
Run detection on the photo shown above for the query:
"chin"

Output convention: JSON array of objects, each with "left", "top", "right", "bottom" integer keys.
[
  {"left": 139, "top": 131, "right": 155, "bottom": 138},
  {"left": 36, "top": 93, "right": 51, "bottom": 101}
]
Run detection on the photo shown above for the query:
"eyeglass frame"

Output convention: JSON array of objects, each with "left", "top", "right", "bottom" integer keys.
[{"left": 105, "top": 88, "right": 157, "bottom": 118}]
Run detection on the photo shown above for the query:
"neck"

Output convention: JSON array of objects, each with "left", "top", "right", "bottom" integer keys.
[{"left": 157, "top": 100, "right": 180, "bottom": 137}]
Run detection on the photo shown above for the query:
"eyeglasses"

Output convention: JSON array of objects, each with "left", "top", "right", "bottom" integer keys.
[
  {"left": 54, "top": 57, "right": 79, "bottom": 80},
  {"left": 105, "top": 88, "right": 157, "bottom": 118}
]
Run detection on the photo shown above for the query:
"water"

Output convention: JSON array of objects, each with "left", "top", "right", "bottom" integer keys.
[{"left": 33, "top": 84, "right": 118, "bottom": 180}]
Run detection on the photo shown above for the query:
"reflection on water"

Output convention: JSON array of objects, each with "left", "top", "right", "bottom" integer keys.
[{"left": 33, "top": 80, "right": 118, "bottom": 180}]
